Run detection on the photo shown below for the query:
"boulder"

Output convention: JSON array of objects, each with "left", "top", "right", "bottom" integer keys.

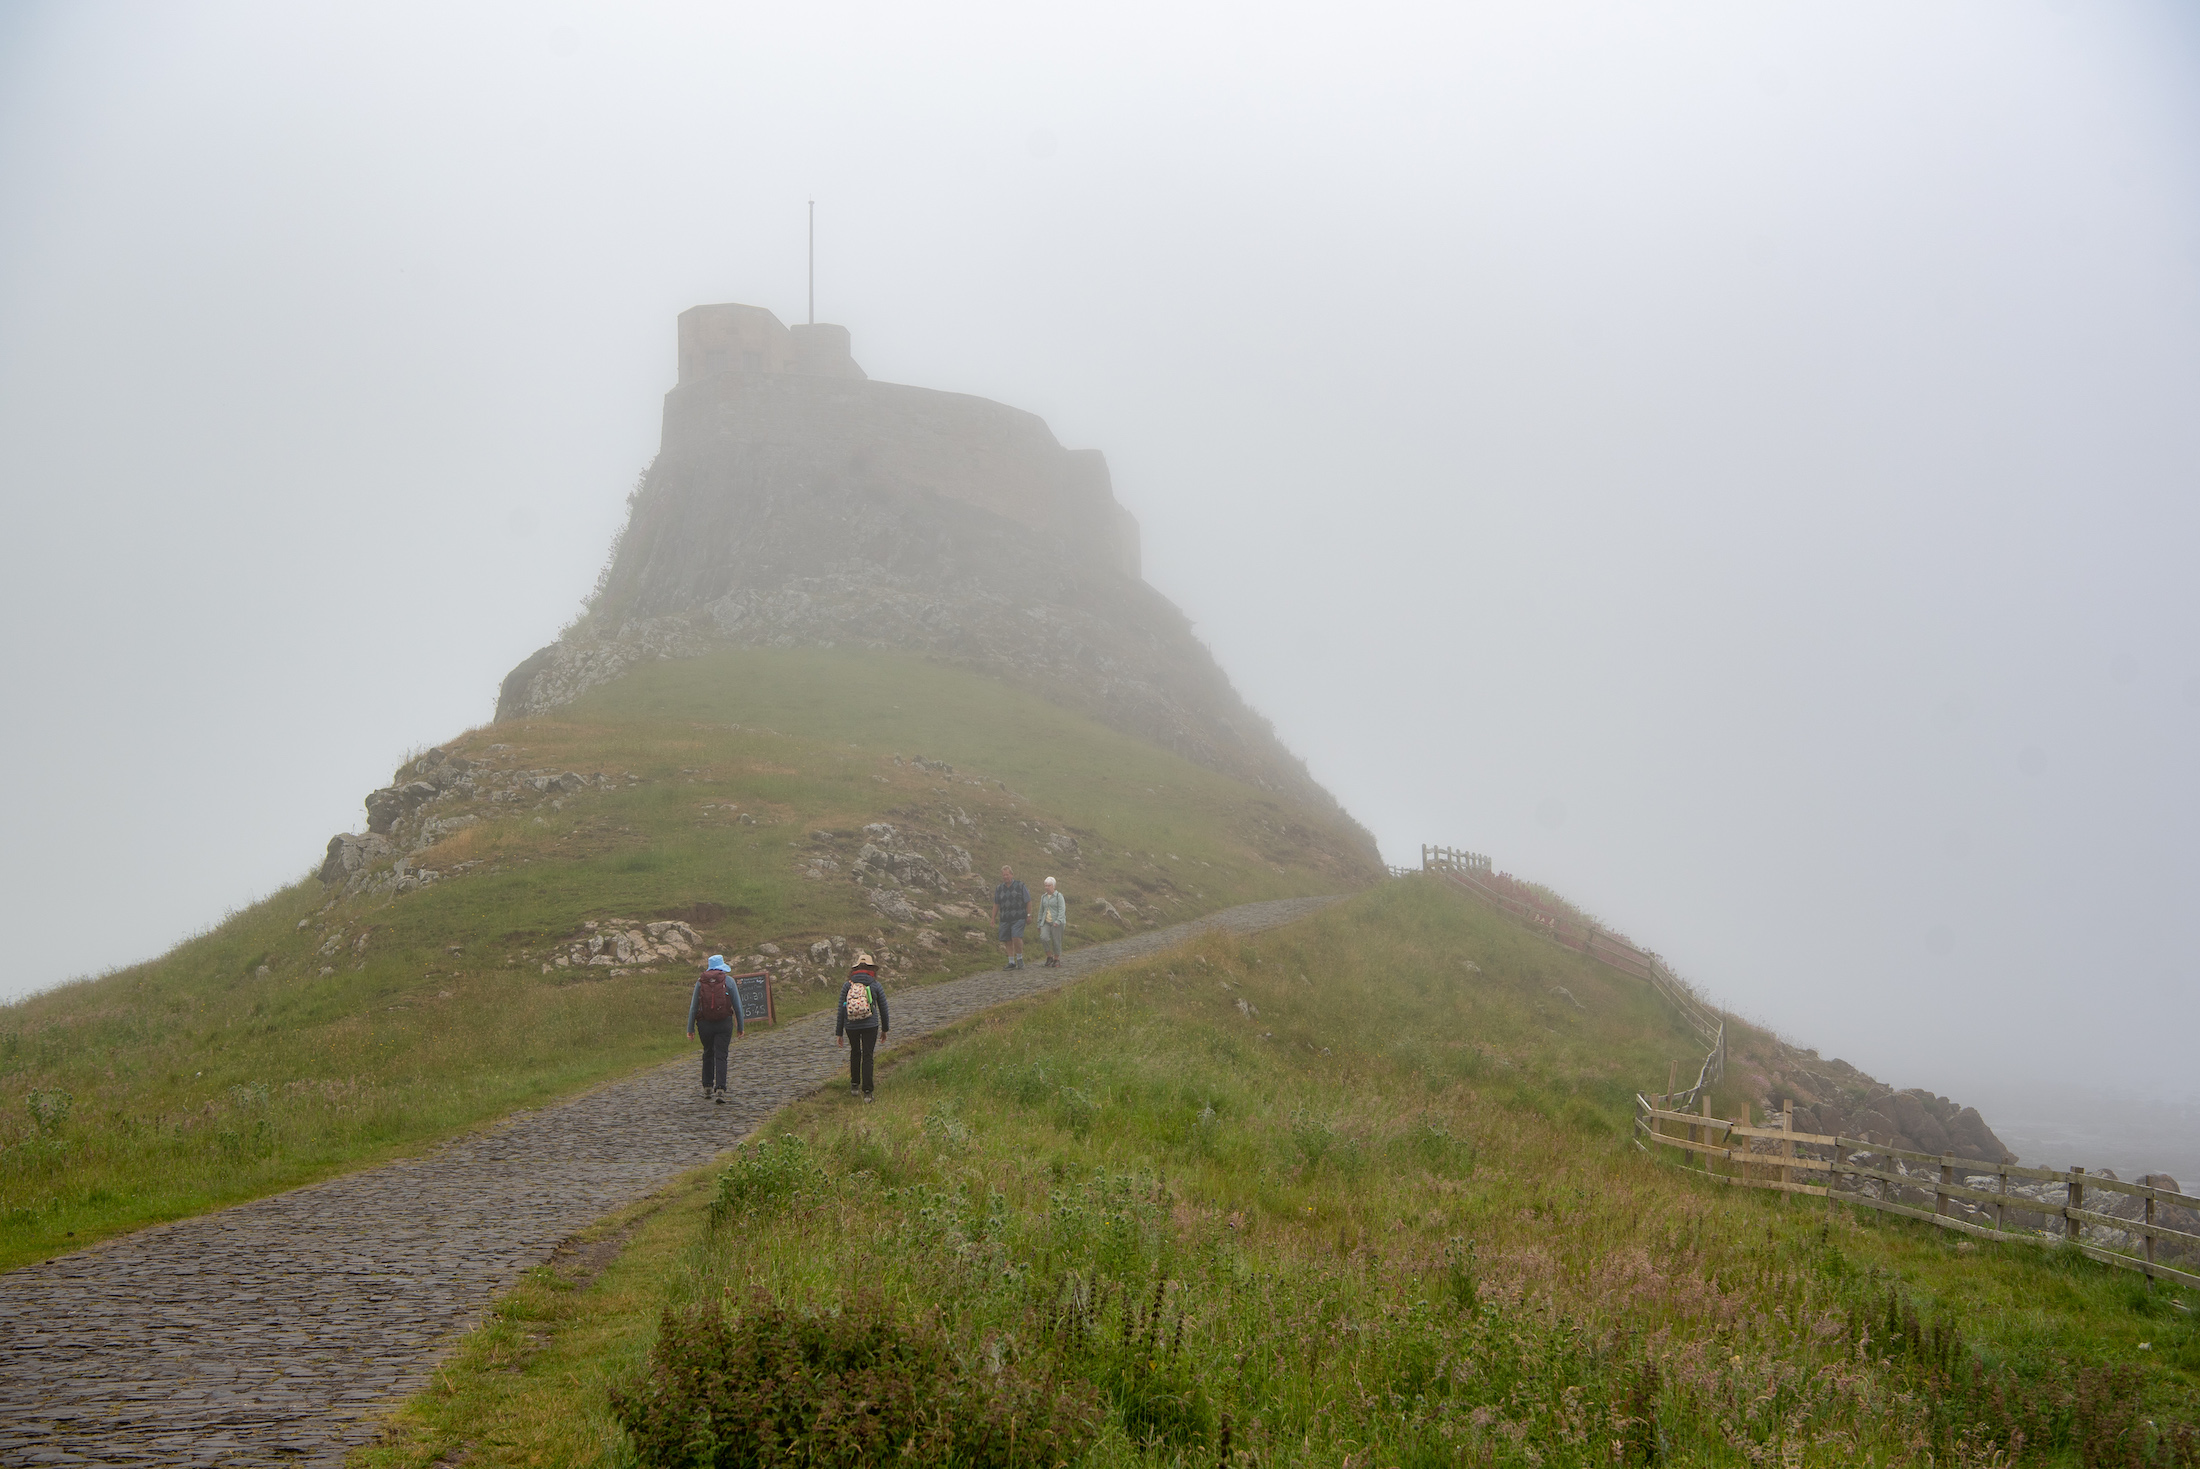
[
  {"left": 1947, "top": 1107, "right": 2011, "bottom": 1163},
  {"left": 864, "top": 886, "right": 919, "bottom": 923},
  {"left": 364, "top": 780, "right": 440, "bottom": 833},
  {"left": 1904, "top": 1089, "right": 1958, "bottom": 1124},
  {"left": 1907, "top": 1112, "right": 1952, "bottom": 1156},
  {"left": 318, "top": 832, "right": 392, "bottom": 883},
  {"left": 1890, "top": 1093, "right": 1931, "bottom": 1138},
  {"left": 365, "top": 787, "right": 404, "bottom": 834},
  {"left": 855, "top": 842, "right": 947, "bottom": 891},
  {"left": 1852, "top": 1106, "right": 1898, "bottom": 1144}
]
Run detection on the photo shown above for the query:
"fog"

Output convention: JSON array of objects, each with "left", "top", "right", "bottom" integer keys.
[{"left": 3, "top": 3, "right": 2196, "bottom": 1166}]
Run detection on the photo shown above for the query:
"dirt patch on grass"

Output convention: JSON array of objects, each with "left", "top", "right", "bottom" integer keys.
[{"left": 544, "top": 1207, "right": 656, "bottom": 1291}]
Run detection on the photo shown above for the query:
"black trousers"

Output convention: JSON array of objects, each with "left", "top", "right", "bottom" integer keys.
[
  {"left": 697, "top": 1018, "right": 734, "bottom": 1091},
  {"left": 845, "top": 1027, "right": 879, "bottom": 1094}
]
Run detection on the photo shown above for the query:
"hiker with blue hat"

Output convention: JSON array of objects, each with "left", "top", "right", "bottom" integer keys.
[{"left": 686, "top": 954, "right": 746, "bottom": 1104}]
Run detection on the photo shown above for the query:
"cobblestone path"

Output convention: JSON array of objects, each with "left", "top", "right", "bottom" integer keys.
[{"left": 0, "top": 895, "right": 1338, "bottom": 1467}]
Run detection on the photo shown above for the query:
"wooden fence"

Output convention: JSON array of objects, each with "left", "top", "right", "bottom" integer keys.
[
  {"left": 1411, "top": 844, "right": 2196, "bottom": 1295},
  {"left": 1419, "top": 844, "right": 1726, "bottom": 1105},
  {"left": 1635, "top": 1096, "right": 2200, "bottom": 1292}
]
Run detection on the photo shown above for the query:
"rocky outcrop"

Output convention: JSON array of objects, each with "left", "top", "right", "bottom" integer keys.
[
  {"left": 1731, "top": 1042, "right": 2200, "bottom": 1263},
  {"left": 316, "top": 832, "right": 392, "bottom": 885},
  {"left": 548, "top": 920, "right": 700, "bottom": 972},
  {"left": 316, "top": 744, "right": 633, "bottom": 897},
  {"left": 1742, "top": 1044, "right": 2016, "bottom": 1164},
  {"left": 849, "top": 821, "right": 971, "bottom": 893},
  {"left": 492, "top": 307, "right": 1373, "bottom": 846}
]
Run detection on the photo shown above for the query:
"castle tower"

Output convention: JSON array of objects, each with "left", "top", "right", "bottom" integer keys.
[{"left": 676, "top": 304, "right": 865, "bottom": 382}]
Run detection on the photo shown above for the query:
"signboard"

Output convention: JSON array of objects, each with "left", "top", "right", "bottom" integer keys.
[{"left": 732, "top": 970, "right": 775, "bottom": 1026}]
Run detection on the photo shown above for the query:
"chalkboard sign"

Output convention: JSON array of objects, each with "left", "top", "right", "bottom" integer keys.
[{"left": 732, "top": 970, "right": 775, "bottom": 1026}]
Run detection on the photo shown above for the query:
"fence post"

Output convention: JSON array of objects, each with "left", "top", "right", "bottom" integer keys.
[
  {"left": 1781, "top": 1101, "right": 1794, "bottom": 1198},
  {"left": 2067, "top": 1167, "right": 2085, "bottom": 1246},
  {"left": 1997, "top": 1166, "right": 2009, "bottom": 1234},
  {"left": 1739, "top": 1101, "right": 1752, "bottom": 1188},
  {"left": 1937, "top": 1157, "right": 1952, "bottom": 1220},
  {"left": 1699, "top": 1092, "right": 1712, "bottom": 1176},
  {"left": 2145, "top": 1191, "right": 2157, "bottom": 1289},
  {"left": 1833, "top": 1137, "right": 1849, "bottom": 1202}
]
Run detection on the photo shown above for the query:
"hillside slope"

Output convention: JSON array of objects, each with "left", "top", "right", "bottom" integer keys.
[
  {"left": 0, "top": 648, "right": 1378, "bottom": 1269},
  {"left": 364, "top": 878, "right": 2200, "bottom": 1468}
]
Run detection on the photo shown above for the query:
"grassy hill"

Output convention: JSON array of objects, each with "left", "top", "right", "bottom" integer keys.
[
  {"left": 0, "top": 648, "right": 1379, "bottom": 1269},
  {"left": 361, "top": 878, "right": 2199, "bottom": 1469}
]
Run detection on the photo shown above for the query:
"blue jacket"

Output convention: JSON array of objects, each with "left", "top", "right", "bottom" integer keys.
[
  {"left": 687, "top": 971, "right": 747, "bottom": 1035},
  {"left": 835, "top": 970, "right": 888, "bottom": 1036}
]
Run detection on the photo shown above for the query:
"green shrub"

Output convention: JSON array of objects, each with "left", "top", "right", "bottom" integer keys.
[
  {"left": 25, "top": 1090, "right": 70, "bottom": 1133},
  {"left": 710, "top": 1136, "right": 825, "bottom": 1224},
  {"left": 1084, "top": 1278, "right": 1212, "bottom": 1448},
  {"left": 1391, "top": 1113, "right": 1475, "bottom": 1177},
  {"left": 1053, "top": 1086, "right": 1098, "bottom": 1137},
  {"left": 607, "top": 1291, "right": 1100, "bottom": 1468}
]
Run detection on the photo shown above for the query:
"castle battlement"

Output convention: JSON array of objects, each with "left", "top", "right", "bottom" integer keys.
[{"left": 677, "top": 304, "right": 866, "bottom": 382}]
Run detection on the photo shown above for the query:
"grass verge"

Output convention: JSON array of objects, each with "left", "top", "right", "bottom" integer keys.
[{"left": 361, "top": 879, "right": 2200, "bottom": 1467}]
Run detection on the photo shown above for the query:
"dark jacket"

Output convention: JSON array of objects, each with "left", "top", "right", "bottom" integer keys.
[{"left": 835, "top": 969, "right": 889, "bottom": 1036}]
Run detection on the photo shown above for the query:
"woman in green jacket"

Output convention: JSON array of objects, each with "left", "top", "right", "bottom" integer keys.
[{"left": 1036, "top": 877, "right": 1067, "bottom": 968}]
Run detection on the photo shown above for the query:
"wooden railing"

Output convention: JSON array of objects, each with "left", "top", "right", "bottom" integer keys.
[
  {"left": 1420, "top": 843, "right": 1725, "bottom": 1105},
  {"left": 1635, "top": 1097, "right": 2200, "bottom": 1291}
]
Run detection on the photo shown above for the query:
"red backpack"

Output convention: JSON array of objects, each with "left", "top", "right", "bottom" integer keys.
[{"left": 697, "top": 970, "right": 734, "bottom": 1023}]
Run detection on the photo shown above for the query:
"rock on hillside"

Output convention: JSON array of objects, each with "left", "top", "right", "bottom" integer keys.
[
  {"left": 314, "top": 744, "right": 625, "bottom": 897},
  {"left": 1734, "top": 1040, "right": 2016, "bottom": 1163},
  {"left": 493, "top": 304, "right": 1370, "bottom": 847}
]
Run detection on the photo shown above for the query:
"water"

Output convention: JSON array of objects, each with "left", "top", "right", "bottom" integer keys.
[{"left": 1969, "top": 1084, "right": 2200, "bottom": 1187}]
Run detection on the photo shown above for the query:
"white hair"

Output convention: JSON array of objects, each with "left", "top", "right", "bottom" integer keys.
[{"left": 1044, "top": 875, "right": 1056, "bottom": 886}]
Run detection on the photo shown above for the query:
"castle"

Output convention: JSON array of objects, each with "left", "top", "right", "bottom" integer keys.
[
  {"left": 663, "top": 305, "right": 1139, "bottom": 580},
  {"left": 495, "top": 304, "right": 1357, "bottom": 827}
]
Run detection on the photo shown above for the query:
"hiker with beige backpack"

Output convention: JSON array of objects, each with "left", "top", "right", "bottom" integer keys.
[{"left": 834, "top": 953, "right": 890, "bottom": 1102}]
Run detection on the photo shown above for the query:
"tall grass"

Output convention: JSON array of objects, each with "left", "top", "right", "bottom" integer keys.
[{"left": 365, "top": 880, "right": 2200, "bottom": 1467}]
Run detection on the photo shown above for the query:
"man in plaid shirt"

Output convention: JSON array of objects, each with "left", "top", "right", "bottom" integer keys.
[{"left": 993, "top": 865, "right": 1032, "bottom": 970}]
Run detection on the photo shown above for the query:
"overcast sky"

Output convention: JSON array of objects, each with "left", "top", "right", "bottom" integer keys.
[{"left": 3, "top": 3, "right": 2196, "bottom": 1137}]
